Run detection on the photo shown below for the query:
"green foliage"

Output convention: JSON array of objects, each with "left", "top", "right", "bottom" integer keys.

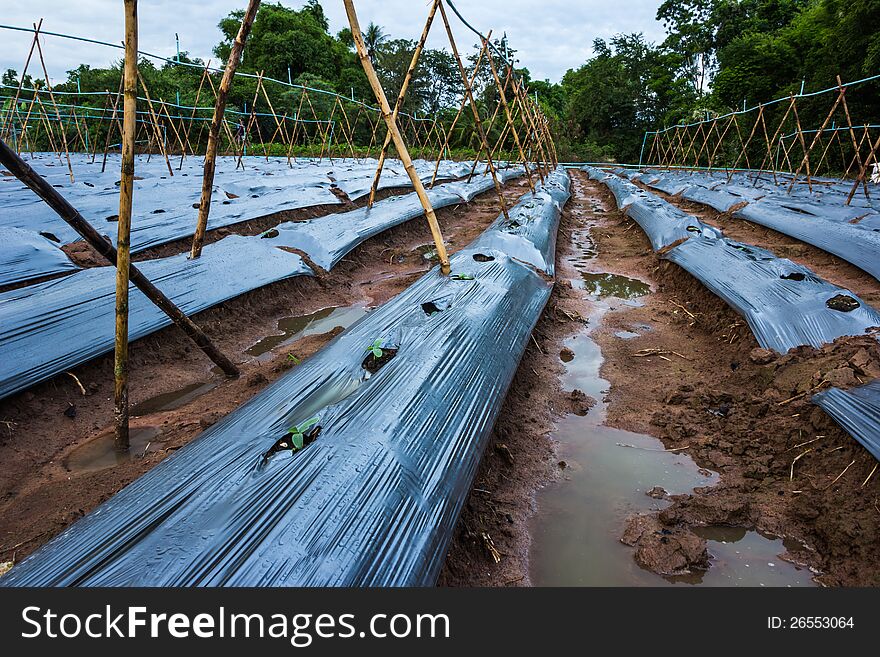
[
  {"left": 286, "top": 416, "right": 320, "bottom": 450},
  {"left": 366, "top": 339, "right": 384, "bottom": 359}
]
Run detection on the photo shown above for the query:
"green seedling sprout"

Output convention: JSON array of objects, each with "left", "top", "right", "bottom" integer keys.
[
  {"left": 366, "top": 338, "right": 384, "bottom": 359},
  {"left": 286, "top": 416, "right": 320, "bottom": 451},
  {"left": 451, "top": 273, "right": 474, "bottom": 280},
  {"left": 287, "top": 353, "right": 301, "bottom": 365}
]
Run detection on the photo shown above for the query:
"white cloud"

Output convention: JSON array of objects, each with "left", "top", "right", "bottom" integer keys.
[{"left": 0, "top": 0, "right": 667, "bottom": 85}]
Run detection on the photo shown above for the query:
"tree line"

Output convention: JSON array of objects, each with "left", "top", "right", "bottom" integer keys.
[{"left": 2, "top": 0, "right": 877, "bottom": 163}]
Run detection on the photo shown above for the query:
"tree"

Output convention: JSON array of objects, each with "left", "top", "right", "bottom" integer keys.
[{"left": 363, "top": 23, "right": 387, "bottom": 64}]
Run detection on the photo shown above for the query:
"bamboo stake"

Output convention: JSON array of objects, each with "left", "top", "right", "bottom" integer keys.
[
  {"left": 179, "top": 61, "right": 211, "bottom": 166},
  {"left": 344, "top": 0, "right": 451, "bottom": 275},
  {"left": 437, "top": 1, "right": 509, "bottom": 221},
  {"left": 191, "top": 0, "right": 261, "bottom": 259},
  {"left": 135, "top": 70, "right": 174, "bottom": 176},
  {"left": 836, "top": 76, "right": 870, "bottom": 200},
  {"left": 114, "top": 0, "right": 139, "bottom": 449},
  {"left": 485, "top": 47, "right": 535, "bottom": 193},
  {"left": 285, "top": 89, "right": 307, "bottom": 165},
  {"left": 34, "top": 23, "right": 74, "bottom": 181},
  {"left": 846, "top": 130, "right": 880, "bottom": 205},
  {"left": 367, "top": 0, "right": 440, "bottom": 207},
  {"left": 2, "top": 19, "right": 41, "bottom": 145},
  {"left": 101, "top": 75, "right": 125, "bottom": 172},
  {"left": 430, "top": 41, "right": 487, "bottom": 187},
  {"left": 513, "top": 81, "right": 549, "bottom": 180}
]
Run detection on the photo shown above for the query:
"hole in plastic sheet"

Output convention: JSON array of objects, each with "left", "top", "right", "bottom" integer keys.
[
  {"left": 421, "top": 301, "right": 443, "bottom": 316},
  {"left": 826, "top": 294, "right": 860, "bottom": 312},
  {"left": 780, "top": 272, "right": 806, "bottom": 281},
  {"left": 250, "top": 194, "right": 260, "bottom": 199},
  {"left": 53, "top": 184, "right": 64, "bottom": 188},
  {"left": 473, "top": 253, "right": 495, "bottom": 262},
  {"left": 686, "top": 225, "right": 701, "bottom": 233},
  {"left": 39, "top": 231, "right": 60, "bottom": 243},
  {"left": 83, "top": 181, "right": 94, "bottom": 187},
  {"left": 222, "top": 200, "right": 231, "bottom": 205},
  {"left": 261, "top": 424, "right": 322, "bottom": 464},
  {"left": 152, "top": 209, "right": 166, "bottom": 214},
  {"left": 362, "top": 347, "right": 398, "bottom": 373},
  {"left": 192, "top": 202, "right": 200, "bottom": 209},
  {"left": 105, "top": 214, "right": 119, "bottom": 222},
  {"left": 261, "top": 229, "right": 279, "bottom": 239}
]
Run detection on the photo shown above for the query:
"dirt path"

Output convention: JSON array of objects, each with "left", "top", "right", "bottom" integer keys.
[
  {"left": 0, "top": 179, "right": 531, "bottom": 565},
  {"left": 444, "top": 169, "right": 880, "bottom": 587},
  {"left": 586, "top": 171, "right": 880, "bottom": 586}
]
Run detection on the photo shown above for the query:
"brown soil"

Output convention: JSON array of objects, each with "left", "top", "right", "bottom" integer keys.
[
  {"left": 0, "top": 178, "right": 530, "bottom": 564},
  {"left": 587, "top": 171, "right": 880, "bottom": 586}
]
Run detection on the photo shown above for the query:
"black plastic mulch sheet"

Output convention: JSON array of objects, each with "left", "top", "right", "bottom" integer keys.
[
  {"left": 0, "top": 236, "right": 311, "bottom": 400},
  {"left": 0, "top": 174, "right": 515, "bottom": 400},
  {"left": 664, "top": 237, "right": 880, "bottom": 352},
  {"left": 469, "top": 171, "right": 570, "bottom": 276},
  {"left": 0, "top": 226, "right": 79, "bottom": 286},
  {"left": 633, "top": 169, "right": 880, "bottom": 282},
  {"left": 813, "top": 381, "right": 880, "bottom": 462},
  {"left": 0, "top": 154, "right": 480, "bottom": 286},
  {"left": 585, "top": 166, "right": 880, "bottom": 352},
  {"left": 0, "top": 168, "right": 569, "bottom": 587},
  {"left": 269, "top": 177, "right": 491, "bottom": 270},
  {"left": 587, "top": 168, "right": 722, "bottom": 251}
]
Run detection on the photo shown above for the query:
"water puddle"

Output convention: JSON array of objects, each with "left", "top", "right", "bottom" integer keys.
[
  {"left": 130, "top": 381, "right": 217, "bottom": 417},
  {"left": 576, "top": 272, "right": 651, "bottom": 299},
  {"left": 529, "top": 211, "right": 814, "bottom": 586},
  {"left": 63, "top": 426, "right": 164, "bottom": 474},
  {"left": 246, "top": 304, "right": 369, "bottom": 359}
]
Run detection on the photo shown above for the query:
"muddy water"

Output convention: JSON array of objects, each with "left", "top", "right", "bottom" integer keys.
[
  {"left": 131, "top": 381, "right": 218, "bottom": 417},
  {"left": 529, "top": 206, "right": 815, "bottom": 587},
  {"left": 246, "top": 304, "right": 369, "bottom": 359},
  {"left": 64, "top": 426, "right": 164, "bottom": 474}
]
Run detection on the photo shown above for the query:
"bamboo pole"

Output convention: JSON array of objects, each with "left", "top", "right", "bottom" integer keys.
[
  {"left": 484, "top": 44, "right": 535, "bottom": 193},
  {"left": 366, "top": 0, "right": 440, "bottom": 207},
  {"left": 191, "top": 0, "right": 261, "bottom": 259},
  {"left": 101, "top": 76, "right": 125, "bottom": 172},
  {"left": 438, "top": 2, "right": 509, "bottom": 221},
  {"left": 430, "top": 41, "right": 488, "bottom": 186},
  {"left": 114, "top": 0, "right": 139, "bottom": 449},
  {"left": 90, "top": 89, "right": 113, "bottom": 163},
  {"left": 344, "top": 0, "right": 451, "bottom": 275},
  {"left": 236, "top": 72, "right": 266, "bottom": 166},
  {"left": 2, "top": 19, "right": 41, "bottom": 145},
  {"left": 846, "top": 130, "right": 880, "bottom": 204},
  {"left": 34, "top": 24, "right": 74, "bottom": 181},
  {"left": 836, "top": 76, "right": 870, "bottom": 200},
  {"left": 180, "top": 61, "right": 211, "bottom": 167},
  {"left": 135, "top": 70, "right": 174, "bottom": 176}
]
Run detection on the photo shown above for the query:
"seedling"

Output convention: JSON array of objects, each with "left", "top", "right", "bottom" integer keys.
[
  {"left": 286, "top": 416, "right": 320, "bottom": 450},
  {"left": 287, "top": 353, "right": 301, "bottom": 365},
  {"left": 366, "top": 338, "right": 384, "bottom": 359},
  {"left": 261, "top": 416, "right": 321, "bottom": 465},
  {"left": 451, "top": 273, "right": 474, "bottom": 280}
]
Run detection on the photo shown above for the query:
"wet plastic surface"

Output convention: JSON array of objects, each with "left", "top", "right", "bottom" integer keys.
[
  {"left": 0, "top": 154, "right": 480, "bottom": 286},
  {"left": 586, "top": 167, "right": 880, "bottom": 352},
  {"left": 0, "top": 173, "right": 513, "bottom": 400},
  {"left": 0, "top": 226, "right": 79, "bottom": 286},
  {"left": 632, "top": 169, "right": 880, "bottom": 282},
  {"left": 0, "top": 168, "right": 569, "bottom": 587},
  {"left": 814, "top": 381, "right": 880, "bottom": 461}
]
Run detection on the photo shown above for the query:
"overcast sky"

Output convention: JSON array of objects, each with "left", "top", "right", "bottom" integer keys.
[{"left": 0, "top": 1, "right": 667, "bottom": 86}]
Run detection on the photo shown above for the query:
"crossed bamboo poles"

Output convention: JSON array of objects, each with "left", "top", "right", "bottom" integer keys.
[{"left": 642, "top": 77, "right": 877, "bottom": 203}]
